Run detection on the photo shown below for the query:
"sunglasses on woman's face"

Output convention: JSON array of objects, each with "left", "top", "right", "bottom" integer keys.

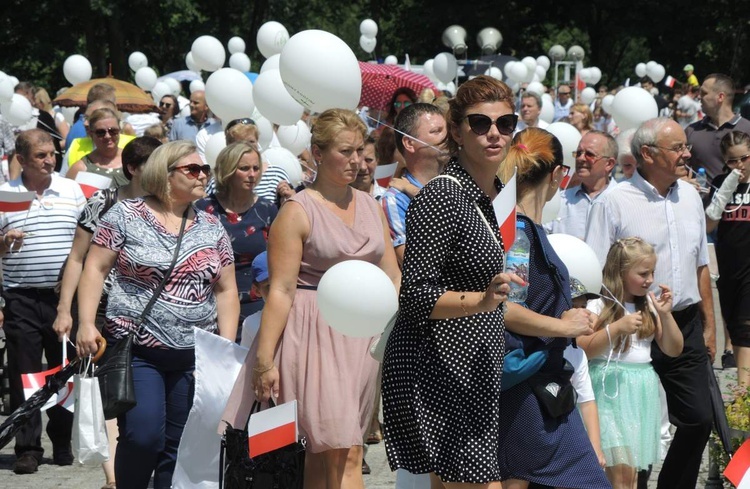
[
  {"left": 465, "top": 114, "right": 518, "bottom": 136},
  {"left": 726, "top": 154, "right": 750, "bottom": 166},
  {"left": 159, "top": 102, "right": 173, "bottom": 108},
  {"left": 94, "top": 127, "right": 120, "bottom": 138},
  {"left": 393, "top": 101, "right": 412, "bottom": 109},
  {"left": 172, "top": 163, "right": 211, "bottom": 179}
]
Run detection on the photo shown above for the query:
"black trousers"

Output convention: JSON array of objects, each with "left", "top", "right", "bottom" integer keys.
[
  {"left": 651, "top": 304, "right": 713, "bottom": 489},
  {"left": 4, "top": 287, "right": 74, "bottom": 458}
]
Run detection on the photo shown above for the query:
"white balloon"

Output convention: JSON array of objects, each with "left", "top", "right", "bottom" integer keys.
[
  {"left": 257, "top": 21, "right": 290, "bottom": 59},
  {"left": 135, "top": 67, "right": 158, "bottom": 91},
  {"left": 535, "top": 65, "right": 547, "bottom": 80},
  {"left": 546, "top": 234, "right": 603, "bottom": 294},
  {"left": 191, "top": 35, "right": 226, "bottom": 72},
  {"left": 536, "top": 55, "right": 551, "bottom": 71},
  {"left": 503, "top": 61, "right": 517, "bottom": 80},
  {"left": 128, "top": 51, "right": 148, "bottom": 72},
  {"left": 542, "top": 188, "right": 562, "bottom": 225},
  {"left": 163, "top": 77, "right": 182, "bottom": 97},
  {"left": 317, "top": 260, "right": 398, "bottom": 338},
  {"left": 484, "top": 66, "right": 503, "bottom": 80},
  {"left": 262, "top": 146, "right": 304, "bottom": 186},
  {"left": 359, "top": 35, "right": 377, "bottom": 54},
  {"left": 509, "top": 62, "right": 528, "bottom": 83},
  {"left": 1, "top": 94, "right": 33, "bottom": 126},
  {"left": 444, "top": 81, "right": 456, "bottom": 96},
  {"left": 279, "top": 30, "right": 361, "bottom": 112},
  {"left": 0, "top": 77, "right": 15, "bottom": 102},
  {"left": 540, "top": 95, "right": 554, "bottom": 124},
  {"left": 63, "top": 55, "right": 93, "bottom": 86},
  {"left": 8, "top": 76, "right": 18, "bottom": 88},
  {"left": 227, "top": 36, "right": 246, "bottom": 55},
  {"left": 260, "top": 54, "right": 280, "bottom": 74},
  {"left": 229, "top": 52, "right": 252, "bottom": 72},
  {"left": 580, "top": 87, "right": 596, "bottom": 105},
  {"left": 253, "top": 114, "right": 274, "bottom": 150},
  {"left": 578, "top": 68, "right": 592, "bottom": 84},
  {"left": 253, "top": 69, "right": 304, "bottom": 125},
  {"left": 384, "top": 55, "right": 398, "bottom": 65},
  {"left": 60, "top": 106, "right": 79, "bottom": 125},
  {"left": 547, "top": 122, "right": 582, "bottom": 168},
  {"left": 635, "top": 63, "right": 647, "bottom": 78},
  {"left": 589, "top": 67, "right": 602, "bottom": 85},
  {"left": 276, "top": 120, "right": 311, "bottom": 157},
  {"left": 204, "top": 131, "right": 227, "bottom": 169},
  {"left": 521, "top": 56, "right": 537, "bottom": 74},
  {"left": 647, "top": 63, "right": 666, "bottom": 83},
  {"left": 151, "top": 81, "right": 171, "bottom": 104},
  {"left": 423, "top": 59, "right": 437, "bottom": 82},
  {"left": 359, "top": 19, "right": 378, "bottom": 38},
  {"left": 189, "top": 80, "right": 205, "bottom": 93},
  {"left": 601, "top": 94, "right": 615, "bottom": 114},
  {"left": 433, "top": 52, "right": 458, "bottom": 84},
  {"left": 610, "top": 86, "right": 658, "bottom": 131},
  {"left": 205, "top": 68, "right": 255, "bottom": 122},
  {"left": 186, "top": 52, "right": 199, "bottom": 73},
  {"left": 646, "top": 60, "right": 658, "bottom": 71},
  {"left": 526, "top": 82, "right": 545, "bottom": 96}
]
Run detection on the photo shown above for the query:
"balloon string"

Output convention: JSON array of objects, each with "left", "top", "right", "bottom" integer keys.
[{"left": 361, "top": 113, "right": 449, "bottom": 158}]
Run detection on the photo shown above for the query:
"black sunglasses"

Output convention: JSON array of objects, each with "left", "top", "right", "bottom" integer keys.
[
  {"left": 94, "top": 127, "right": 120, "bottom": 138},
  {"left": 172, "top": 163, "right": 211, "bottom": 179},
  {"left": 159, "top": 102, "right": 173, "bottom": 108},
  {"left": 225, "top": 118, "right": 256, "bottom": 131},
  {"left": 465, "top": 114, "right": 518, "bottom": 136}
]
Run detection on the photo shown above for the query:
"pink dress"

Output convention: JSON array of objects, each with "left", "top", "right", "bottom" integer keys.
[{"left": 221, "top": 189, "right": 384, "bottom": 453}]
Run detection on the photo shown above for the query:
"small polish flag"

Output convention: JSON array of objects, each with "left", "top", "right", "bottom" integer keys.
[
  {"left": 247, "top": 400, "right": 298, "bottom": 458},
  {"left": 664, "top": 76, "right": 677, "bottom": 88},
  {"left": 493, "top": 168, "right": 517, "bottom": 253},
  {"left": 374, "top": 162, "right": 398, "bottom": 187},
  {"left": 21, "top": 363, "right": 74, "bottom": 412},
  {"left": 75, "top": 172, "right": 112, "bottom": 199},
  {"left": 0, "top": 191, "right": 35, "bottom": 212},
  {"left": 725, "top": 438, "right": 750, "bottom": 488}
]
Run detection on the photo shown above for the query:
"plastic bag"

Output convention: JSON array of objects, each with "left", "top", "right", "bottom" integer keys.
[{"left": 72, "top": 358, "right": 109, "bottom": 465}]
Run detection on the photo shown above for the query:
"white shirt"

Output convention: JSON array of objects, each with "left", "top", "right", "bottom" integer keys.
[
  {"left": 585, "top": 170, "right": 708, "bottom": 310},
  {"left": 564, "top": 345, "right": 595, "bottom": 403},
  {"left": 545, "top": 179, "right": 618, "bottom": 239},
  {"left": 586, "top": 299, "right": 654, "bottom": 364},
  {"left": 514, "top": 118, "right": 549, "bottom": 135},
  {"left": 195, "top": 118, "right": 223, "bottom": 164}
]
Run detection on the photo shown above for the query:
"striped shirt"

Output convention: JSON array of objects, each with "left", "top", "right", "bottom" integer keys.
[
  {"left": 0, "top": 175, "right": 85, "bottom": 289},
  {"left": 254, "top": 166, "right": 290, "bottom": 203},
  {"left": 381, "top": 171, "right": 424, "bottom": 247},
  {"left": 585, "top": 170, "right": 708, "bottom": 310}
]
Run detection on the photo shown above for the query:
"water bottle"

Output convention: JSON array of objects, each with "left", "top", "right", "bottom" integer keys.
[
  {"left": 506, "top": 221, "right": 530, "bottom": 303},
  {"left": 696, "top": 167, "right": 708, "bottom": 192}
]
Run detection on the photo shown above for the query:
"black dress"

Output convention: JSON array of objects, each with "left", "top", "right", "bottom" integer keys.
[{"left": 382, "top": 160, "right": 507, "bottom": 483}]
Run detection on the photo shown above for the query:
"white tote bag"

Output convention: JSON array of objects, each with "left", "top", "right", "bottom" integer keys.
[{"left": 72, "top": 359, "right": 110, "bottom": 465}]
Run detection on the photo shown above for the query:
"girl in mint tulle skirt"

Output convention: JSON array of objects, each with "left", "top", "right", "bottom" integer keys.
[{"left": 577, "top": 238, "right": 684, "bottom": 489}]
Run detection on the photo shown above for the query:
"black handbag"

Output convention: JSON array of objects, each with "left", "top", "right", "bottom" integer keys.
[
  {"left": 527, "top": 359, "right": 578, "bottom": 420},
  {"left": 220, "top": 401, "right": 306, "bottom": 489},
  {"left": 95, "top": 208, "right": 189, "bottom": 420}
]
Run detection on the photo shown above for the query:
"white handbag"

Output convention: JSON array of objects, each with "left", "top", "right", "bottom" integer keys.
[{"left": 72, "top": 358, "right": 110, "bottom": 465}]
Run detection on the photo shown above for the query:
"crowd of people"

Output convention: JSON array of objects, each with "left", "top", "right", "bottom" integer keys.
[{"left": 0, "top": 60, "right": 746, "bottom": 489}]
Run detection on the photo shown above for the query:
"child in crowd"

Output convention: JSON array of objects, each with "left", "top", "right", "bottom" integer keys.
[
  {"left": 577, "top": 237, "right": 683, "bottom": 489},
  {"left": 240, "top": 252, "right": 269, "bottom": 348}
]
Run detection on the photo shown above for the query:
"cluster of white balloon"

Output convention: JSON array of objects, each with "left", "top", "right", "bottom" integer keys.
[
  {"left": 359, "top": 19, "right": 378, "bottom": 55},
  {"left": 635, "top": 61, "right": 666, "bottom": 84},
  {"left": 0, "top": 71, "right": 30, "bottom": 127}
]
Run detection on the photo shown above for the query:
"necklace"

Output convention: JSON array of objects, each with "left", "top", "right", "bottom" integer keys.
[{"left": 311, "top": 186, "right": 350, "bottom": 206}]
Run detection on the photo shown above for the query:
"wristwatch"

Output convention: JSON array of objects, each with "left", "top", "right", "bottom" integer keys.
[{"left": 0, "top": 296, "right": 6, "bottom": 309}]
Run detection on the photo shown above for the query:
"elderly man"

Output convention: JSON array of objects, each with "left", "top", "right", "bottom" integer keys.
[
  {"left": 546, "top": 131, "right": 617, "bottom": 239},
  {"left": 169, "top": 90, "right": 215, "bottom": 143},
  {"left": 687, "top": 73, "right": 750, "bottom": 183},
  {"left": 1, "top": 129, "right": 86, "bottom": 474},
  {"left": 586, "top": 118, "right": 715, "bottom": 489},
  {"left": 553, "top": 84, "right": 573, "bottom": 122},
  {"left": 382, "top": 103, "right": 448, "bottom": 267},
  {"left": 515, "top": 91, "right": 548, "bottom": 133}
]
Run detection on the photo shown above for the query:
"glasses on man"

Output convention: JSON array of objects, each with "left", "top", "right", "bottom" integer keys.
[
  {"left": 647, "top": 143, "right": 692, "bottom": 154},
  {"left": 225, "top": 118, "right": 256, "bottom": 131},
  {"left": 393, "top": 101, "right": 413, "bottom": 109},
  {"left": 573, "top": 148, "right": 610, "bottom": 163},
  {"left": 172, "top": 163, "right": 211, "bottom": 179},
  {"left": 94, "top": 127, "right": 120, "bottom": 138},
  {"left": 465, "top": 113, "right": 518, "bottom": 136},
  {"left": 558, "top": 91, "right": 571, "bottom": 96},
  {"left": 725, "top": 154, "right": 750, "bottom": 166}
]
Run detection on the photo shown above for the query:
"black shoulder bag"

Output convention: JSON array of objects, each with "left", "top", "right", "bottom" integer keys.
[{"left": 95, "top": 207, "right": 189, "bottom": 420}]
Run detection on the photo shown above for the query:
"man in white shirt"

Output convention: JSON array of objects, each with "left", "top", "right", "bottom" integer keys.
[
  {"left": 515, "top": 92, "right": 549, "bottom": 133},
  {"left": 553, "top": 84, "right": 573, "bottom": 122},
  {"left": 585, "top": 118, "right": 715, "bottom": 489},
  {"left": 675, "top": 85, "right": 701, "bottom": 128}
]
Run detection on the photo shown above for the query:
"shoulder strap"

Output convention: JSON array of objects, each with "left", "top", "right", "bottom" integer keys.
[
  {"left": 432, "top": 174, "right": 462, "bottom": 187},
  {"left": 135, "top": 206, "right": 190, "bottom": 329}
]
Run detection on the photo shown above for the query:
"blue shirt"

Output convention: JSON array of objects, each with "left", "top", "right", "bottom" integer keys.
[
  {"left": 381, "top": 171, "right": 424, "bottom": 248},
  {"left": 545, "top": 179, "right": 618, "bottom": 239},
  {"left": 169, "top": 115, "right": 214, "bottom": 143},
  {"left": 65, "top": 118, "right": 86, "bottom": 149}
]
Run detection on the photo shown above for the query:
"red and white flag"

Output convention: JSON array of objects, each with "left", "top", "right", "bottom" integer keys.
[
  {"left": 664, "top": 75, "right": 677, "bottom": 88},
  {"left": 725, "top": 438, "right": 750, "bottom": 488},
  {"left": 375, "top": 162, "right": 399, "bottom": 188},
  {"left": 75, "top": 172, "right": 112, "bottom": 199},
  {"left": 493, "top": 168, "right": 517, "bottom": 253},
  {"left": 247, "top": 400, "right": 298, "bottom": 458},
  {"left": 0, "top": 191, "right": 35, "bottom": 212}
]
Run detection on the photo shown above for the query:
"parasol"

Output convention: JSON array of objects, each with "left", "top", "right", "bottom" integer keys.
[
  {"left": 54, "top": 78, "right": 158, "bottom": 114},
  {"left": 358, "top": 62, "right": 440, "bottom": 111},
  {"left": 707, "top": 358, "right": 734, "bottom": 457},
  {"left": 0, "top": 338, "right": 106, "bottom": 450}
]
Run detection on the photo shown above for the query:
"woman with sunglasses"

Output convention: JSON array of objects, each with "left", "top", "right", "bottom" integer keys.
[
  {"left": 707, "top": 130, "right": 750, "bottom": 387},
  {"left": 66, "top": 107, "right": 129, "bottom": 188},
  {"left": 159, "top": 95, "right": 180, "bottom": 133},
  {"left": 76, "top": 141, "right": 239, "bottom": 488},
  {"left": 496, "top": 128, "right": 609, "bottom": 488},
  {"left": 195, "top": 142, "right": 277, "bottom": 333}
]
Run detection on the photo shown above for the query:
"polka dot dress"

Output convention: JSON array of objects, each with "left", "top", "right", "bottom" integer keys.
[{"left": 381, "top": 160, "right": 507, "bottom": 483}]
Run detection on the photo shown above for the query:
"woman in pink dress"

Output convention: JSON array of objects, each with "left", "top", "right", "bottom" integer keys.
[{"left": 251, "top": 108, "right": 400, "bottom": 488}]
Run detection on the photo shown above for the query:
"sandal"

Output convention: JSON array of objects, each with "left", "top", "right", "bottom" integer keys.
[
  {"left": 101, "top": 483, "right": 116, "bottom": 489},
  {"left": 366, "top": 430, "right": 383, "bottom": 444}
]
